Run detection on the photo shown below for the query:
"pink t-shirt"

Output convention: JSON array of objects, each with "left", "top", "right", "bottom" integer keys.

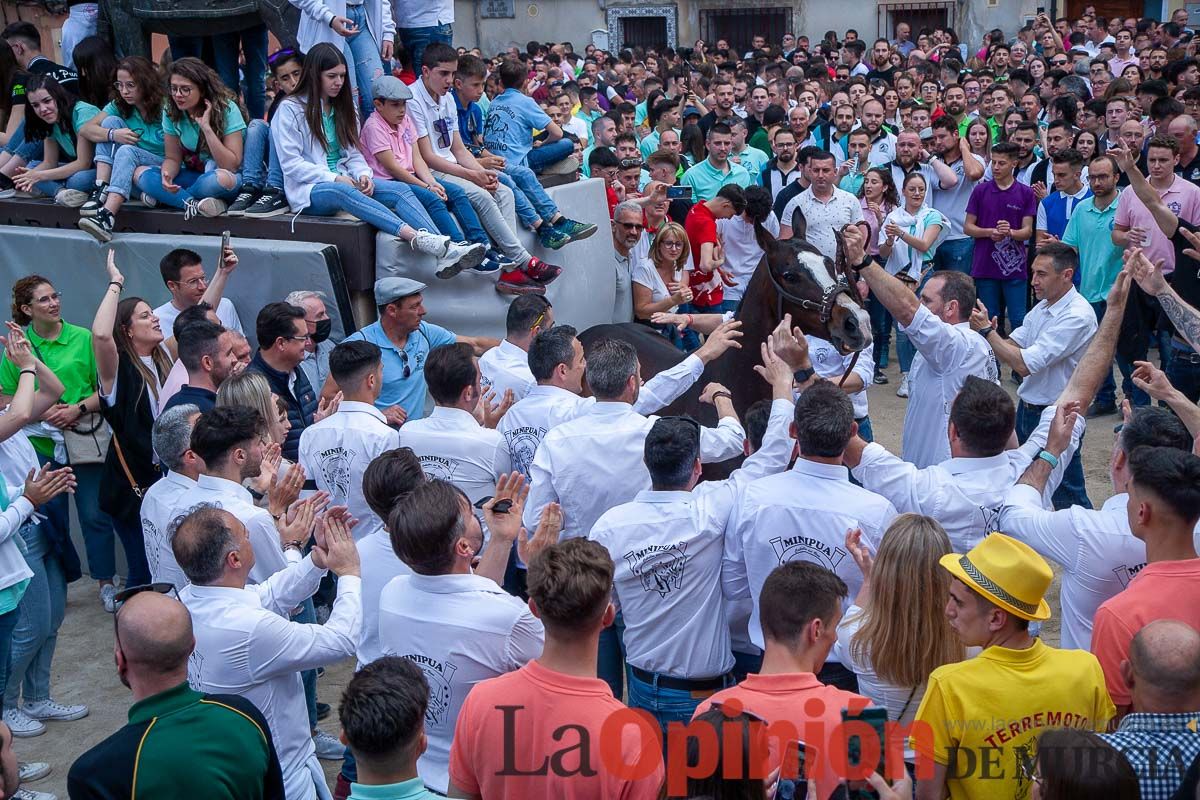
[
  {"left": 1114, "top": 176, "right": 1200, "bottom": 274},
  {"left": 360, "top": 109, "right": 419, "bottom": 180}
]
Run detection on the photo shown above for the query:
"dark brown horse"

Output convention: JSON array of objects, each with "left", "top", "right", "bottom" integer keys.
[{"left": 580, "top": 209, "right": 872, "bottom": 425}]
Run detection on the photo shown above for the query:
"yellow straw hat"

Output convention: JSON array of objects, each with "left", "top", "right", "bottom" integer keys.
[{"left": 939, "top": 533, "right": 1052, "bottom": 621}]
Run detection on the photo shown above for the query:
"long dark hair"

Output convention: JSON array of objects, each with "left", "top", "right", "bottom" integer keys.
[
  {"left": 72, "top": 35, "right": 118, "bottom": 108},
  {"left": 22, "top": 75, "right": 76, "bottom": 143},
  {"left": 298, "top": 43, "right": 360, "bottom": 153},
  {"left": 859, "top": 165, "right": 900, "bottom": 208},
  {"left": 112, "top": 56, "right": 166, "bottom": 122},
  {"left": 164, "top": 57, "right": 245, "bottom": 155}
]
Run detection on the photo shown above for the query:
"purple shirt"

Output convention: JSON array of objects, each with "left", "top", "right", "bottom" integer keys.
[{"left": 967, "top": 179, "right": 1038, "bottom": 280}]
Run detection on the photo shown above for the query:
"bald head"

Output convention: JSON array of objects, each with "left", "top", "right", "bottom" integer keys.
[
  {"left": 172, "top": 505, "right": 241, "bottom": 586},
  {"left": 1128, "top": 619, "right": 1200, "bottom": 707},
  {"left": 116, "top": 592, "right": 194, "bottom": 674}
]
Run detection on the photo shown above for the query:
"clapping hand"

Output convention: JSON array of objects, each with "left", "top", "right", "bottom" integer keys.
[
  {"left": 315, "top": 391, "right": 342, "bottom": 423},
  {"left": 21, "top": 464, "right": 75, "bottom": 506},
  {"left": 311, "top": 505, "right": 360, "bottom": 575},
  {"left": 268, "top": 459, "right": 306, "bottom": 519},
  {"left": 479, "top": 388, "right": 515, "bottom": 428},
  {"left": 1045, "top": 401, "right": 1081, "bottom": 457},
  {"left": 1, "top": 322, "right": 34, "bottom": 371}
]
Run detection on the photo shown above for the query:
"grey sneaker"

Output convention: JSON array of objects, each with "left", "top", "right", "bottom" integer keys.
[
  {"left": 2, "top": 707, "right": 45, "bottom": 738},
  {"left": 18, "top": 762, "right": 51, "bottom": 782},
  {"left": 14, "top": 787, "right": 57, "bottom": 800},
  {"left": 101, "top": 582, "right": 117, "bottom": 612},
  {"left": 896, "top": 373, "right": 910, "bottom": 398},
  {"left": 21, "top": 698, "right": 89, "bottom": 721},
  {"left": 54, "top": 189, "right": 89, "bottom": 208},
  {"left": 313, "top": 729, "right": 344, "bottom": 760},
  {"left": 138, "top": 192, "right": 158, "bottom": 208},
  {"left": 183, "top": 197, "right": 227, "bottom": 220},
  {"left": 434, "top": 241, "right": 487, "bottom": 278}
]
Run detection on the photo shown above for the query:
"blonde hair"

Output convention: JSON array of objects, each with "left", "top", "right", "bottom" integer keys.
[
  {"left": 215, "top": 371, "right": 281, "bottom": 443},
  {"left": 650, "top": 221, "right": 690, "bottom": 272},
  {"left": 850, "top": 514, "right": 965, "bottom": 687}
]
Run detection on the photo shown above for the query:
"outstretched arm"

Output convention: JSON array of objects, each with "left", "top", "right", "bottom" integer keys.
[
  {"left": 1057, "top": 256, "right": 1134, "bottom": 411},
  {"left": 850, "top": 224, "right": 920, "bottom": 327},
  {"left": 1109, "top": 141, "right": 1179, "bottom": 239},
  {"left": 199, "top": 244, "right": 239, "bottom": 312},
  {"left": 92, "top": 251, "right": 124, "bottom": 396}
]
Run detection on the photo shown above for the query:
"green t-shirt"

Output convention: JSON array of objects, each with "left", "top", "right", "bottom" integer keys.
[
  {"left": 161, "top": 98, "right": 247, "bottom": 164},
  {"left": 103, "top": 100, "right": 166, "bottom": 157},
  {"left": 0, "top": 321, "right": 98, "bottom": 458},
  {"left": 50, "top": 101, "right": 101, "bottom": 160},
  {"left": 323, "top": 109, "right": 341, "bottom": 171}
]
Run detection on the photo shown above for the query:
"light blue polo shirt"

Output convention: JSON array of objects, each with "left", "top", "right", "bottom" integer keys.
[
  {"left": 679, "top": 157, "right": 752, "bottom": 202},
  {"left": 731, "top": 145, "right": 769, "bottom": 185},
  {"left": 349, "top": 778, "right": 442, "bottom": 799},
  {"left": 1062, "top": 196, "right": 1122, "bottom": 304},
  {"left": 344, "top": 320, "right": 455, "bottom": 420}
]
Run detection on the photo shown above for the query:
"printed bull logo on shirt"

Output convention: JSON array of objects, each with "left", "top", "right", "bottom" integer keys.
[
  {"left": 504, "top": 426, "right": 546, "bottom": 478},
  {"left": 401, "top": 654, "right": 457, "bottom": 724},
  {"left": 770, "top": 534, "right": 847, "bottom": 570},
  {"left": 187, "top": 650, "right": 206, "bottom": 691},
  {"left": 419, "top": 455, "right": 460, "bottom": 482},
  {"left": 318, "top": 446, "right": 354, "bottom": 503},
  {"left": 624, "top": 543, "right": 689, "bottom": 598}
]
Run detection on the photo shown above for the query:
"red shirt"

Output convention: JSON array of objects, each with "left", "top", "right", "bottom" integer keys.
[{"left": 684, "top": 202, "right": 724, "bottom": 306}]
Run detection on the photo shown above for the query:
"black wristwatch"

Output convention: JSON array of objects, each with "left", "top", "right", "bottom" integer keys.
[
  {"left": 77, "top": 402, "right": 88, "bottom": 417},
  {"left": 977, "top": 325, "right": 995, "bottom": 337},
  {"left": 793, "top": 367, "right": 816, "bottom": 383}
]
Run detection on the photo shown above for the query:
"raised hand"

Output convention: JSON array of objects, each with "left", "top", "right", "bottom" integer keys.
[
  {"left": 22, "top": 465, "right": 75, "bottom": 506},
  {"left": 699, "top": 382, "right": 731, "bottom": 405},
  {"left": 752, "top": 338, "right": 795, "bottom": 393},
  {"left": 314, "top": 391, "right": 342, "bottom": 423},
  {"left": 481, "top": 388, "right": 515, "bottom": 429},
  {"left": 311, "top": 508, "right": 360, "bottom": 575},
  {"left": 1045, "top": 401, "right": 1081, "bottom": 457},
  {"left": 1131, "top": 360, "right": 1179, "bottom": 402},
  {"left": 845, "top": 528, "right": 873, "bottom": 578},
  {"left": 2, "top": 323, "right": 34, "bottom": 370},
  {"left": 695, "top": 320, "right": 743, "bottom": 363},
  {"left": 268, "top": 460, "right": 305, "bottom": 520},
  {"left": 483, "top": 472, "right": 529, "bottom": 544},
  {"left": 105, "top": 249, "right": 124, "bottom": 285},
  {"left": 517, "top": 501, "right": 562, "bottom": 566}
]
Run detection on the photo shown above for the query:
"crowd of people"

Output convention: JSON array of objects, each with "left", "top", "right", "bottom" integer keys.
[{"left": 0, "top": 4, "right": 1199, "bottom": 800}]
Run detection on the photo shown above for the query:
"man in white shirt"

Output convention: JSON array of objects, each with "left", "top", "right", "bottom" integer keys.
[
  {"left": 972, "top": 241, "right": 1098, "bottom": 508},
  {"left": 299, "top": 341, "right": 399, "bottom": 541},
  {"left": 852, "top": 225, "right": 999, "bottom": 467},
  {"left": 286, "top": 290, "right": 337, "bottom": 394},
  {"left": 378, "top": 478, "right": 543, "bottom": 794},
  {"left": 153, "top": 247, "right": 244, "bottom": 338},
  {"left": 723, "top": 381, "right": 898, "bottom": 691},
  {"left": 478, "top": 295, "right": 550, "bottom": 404},
  {"left": 778, "top": 150, "right": 867, "bottom": 261},
  {"left": 175, "top": 505, "right": 361, "bottom": 800},
  {"left": 589, "top": 347, "right": 796, "bottom": 731},
  {"left": 717, "top": 185, "right": 779, "bottom": 305},
  {"left": 141, "top": 404, "right": 203, "bottom": 590}
]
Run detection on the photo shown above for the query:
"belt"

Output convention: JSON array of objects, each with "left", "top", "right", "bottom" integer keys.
[
  {"left": 1171, "top": 342, "right": 1200, "bottom": 363},
  {"left": 629, "top": 665, "right": 731, "bottom": 691}
]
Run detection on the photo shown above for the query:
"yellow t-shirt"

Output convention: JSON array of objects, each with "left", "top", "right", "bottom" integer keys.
[{"left": 912, "top": 638, "right": 1115, "bottom": 800}]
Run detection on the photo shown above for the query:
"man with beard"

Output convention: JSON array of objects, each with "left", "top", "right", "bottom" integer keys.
[
  {"left": 889, "top": 130, "right": 956, "bottom": 192},
  {"left": 699, "top": 78, "right": 737, "bottom": 138},
  {"left": 861, "top": 97, "right": 898, "bottom": 165},
  {"left": 929, "top": 115, "right": 987, "bottom": 275},
  {"left": 763, "top": 127, "right": 802, "bottom": 199},
  {"left": 1008, "top": 121, "right": 1041, "bottom": 185},
  {"left": 942, "top": 84, "right": 970, "bottom": 135},
  {"left": 161, "top": 320, "right": 241, "bottom": 414},
  {"left": 867, "top": 38, "right": 898, "bottom": 84},
  {"left": 1029, "top": 120, "right": 1082, "bottom": 196},
  {"left": 829, "top": 102, "right": 859, "bottom": 165}
]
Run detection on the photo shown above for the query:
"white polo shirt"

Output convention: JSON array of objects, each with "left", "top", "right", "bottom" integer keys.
[
  {"left": 718, "top": 213, "right": 780, "bottom": 302},
  {"left": 378, "top": 572, "right": 544, "bottom": 793},
  {"left": 1009, "top": 287, "right": 1098, "bottom": 406},
  {"left": 499, "top": 353, "right": 707, "bottom": 480},
  {"left": 172, "top": 474, "right": 296, "bottom": 584},
  {"left": 182, "top": 558, "right": 360, "bottom": 800},
  {"left": 723, "top": 458, "right": 898, "bottom": 650},
  {"left": 478, "top": 339, "right": 535, "bottom": 403},
  {"left": 999, "top": 487, "right": 1200, "bottom": 651},
  {"left": 298, "top": 401, "right": 400, "bottom": 541},
  {"left": 807, "top": 335, "right": 875, "bottom": 419},
  {"left": 355, "top": 528, "right": 410, "bottom": 669},
  {"left": 780, "top": 186, "right": 865, "bottom": 261},
  {"left": 524, "top": 402, "right": 746, "bottom": 540},
  {"left": 853, "top": 405, "right": 1083, "bottom": 552},
  {"left": 139, "top": 470, "right": 196, "bottom": 590},
  {"left": 408, "top": 77, "right": 459, "bottom": 164},
  {"left": 398, "top": 406, "right": 511, "bottom": 512},
  {"left": 899, "top": 304, "right": 1000, "bottom": 468},
  {"left": 589, "top": 398, "right": 794, "bottom": 679}
]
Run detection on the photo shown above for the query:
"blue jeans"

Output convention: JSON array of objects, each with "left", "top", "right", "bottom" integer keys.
[
  {"left": 1, "top": 123, "right": 41, "bottom": 161},
  {"left": 112, "top": 513, "right": 151, "bottom": 587},
  {"left": 933, "top": 236, "right": 974, "bottom": 275},
  {"left": 525, "top": 138, "right": 575, "bottom": 174},
  {"left": 345, "top": 5, "right": 385, "bottom": 121},
  {"left": 137, "top": 165, "right": 240, "bottom": 208},
  {"left": 975, "top": 277, "right": 1027, "bottom": 333},
  {"left": 495, "top": 171, "right": 539, "bottom": 229},
  {"left": 5, "top": 523, "right": 66, "bottom": 707},
  {"left": 1017, "top": 400, "right": 1091, "bottom": 510},
  {"left": 502, "top": 162, "right": 560, "bottom": 225},
  {"left": 27, "top": 163, "right": 94, "bottom": 197},
  {"left": 1167, "top": 342, "right": 1200, "bottom": 404},
  {"left": 213, "top": 24, "right": 269, "bottom": 120},
  {"left": 856, "top": 415, "right": 874, "bottom": 443},
  {"left": 93, "top": 116, "right": 127, "bottom": 168},
  {"left": 1092, "top": 300, "right": 1147, "bottom": 408},
  {"left": 435, "top": 179, "right": 489, "bottom": 245},
  {"left": 304, "top": 181, "right": 405, "bottom": 234},
  {"left": 40, "top": 460, "right": 111, "bottom": 582},
  {"left": 241, "top": 119, "right": 284, "bottom": 189},
  {"left": 597, "top": 612, "right": 626, "bottom": 699},
  {"left": 168, "top": 35, "right": 204, "bottom": 61},
  {"left": 398, "top": 23, "right": 452, "bottom": 78},
  {"left": 106, "top": 145, "right": 164, "bottom": 200},
  {"left": 0, "top": 605, "right": 18, "bottom": 715},
  {"left": 627, "top": 669, "right": 735, "bottom": 739},
  {"left": 407, "top": 183, "right": 464, "bottom": 239}
]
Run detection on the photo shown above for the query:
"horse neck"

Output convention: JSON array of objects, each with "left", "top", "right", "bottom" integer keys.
[{"left": 717, "top": 263, "right": 782, "bottom": 416}]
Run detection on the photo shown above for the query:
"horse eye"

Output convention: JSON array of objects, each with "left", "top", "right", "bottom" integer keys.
[{"left": 782, "top": 272, "right": 801, "bottom": 283}]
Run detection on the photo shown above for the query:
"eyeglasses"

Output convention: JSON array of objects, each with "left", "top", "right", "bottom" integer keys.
[
  {"left": 113, "top": 81, "right": 138, "bottom": 91},
  {"left": 176, "top": 276, "right": 207, "bottom": 289},
  {"left": 660, "top": 239, "right": 684, "bottom": 249},
  {"left": 169, "top": 84, "right": 194, "bottom": 96},
  {"left": 33, "top": 291, "right": 62, "bottom": 305},
  {"left": 113, "top": 582, "right": 179, "bottom": 649},
  {"left": 287, "top": 334, "right": 313, "bottom": 342}
]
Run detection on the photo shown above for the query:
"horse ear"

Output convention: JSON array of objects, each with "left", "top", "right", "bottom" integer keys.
[
  {"left": 789, "top": 204, "right": 808, "bottom": 242},
  {"left": 834, "top": 226, "right": 847, "bottom": 272},
  {"left": 752, "top": 219, "right": 777, "bottom": 254}
]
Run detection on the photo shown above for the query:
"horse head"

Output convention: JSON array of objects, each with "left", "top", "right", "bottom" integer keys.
[{"left": 750, "top": 205, "right": 872, "bottom": 356}]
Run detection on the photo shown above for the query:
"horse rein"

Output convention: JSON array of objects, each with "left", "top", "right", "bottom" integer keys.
[{"left": 764, "top": 254, "right": 863, "bottom": 388}]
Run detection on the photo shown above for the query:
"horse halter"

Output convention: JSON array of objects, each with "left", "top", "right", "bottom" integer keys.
[{"left": 764, "top": 247, "right": 856, "bottom": 325}]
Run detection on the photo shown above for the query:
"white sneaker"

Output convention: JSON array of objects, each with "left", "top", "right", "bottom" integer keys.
[
  {"left": 2, "top": 708, "right": 45, "bottom": 737},
  {"left": 18, "top": 761, "right": 51, "bottom": 782},
  {"left": 313, "top": 729, "right": 344, "bottom": 760},
  {"left": 434, "top": 241, "right": 487, "bottom": 279},
  {"left": 896, "top": 373, "right": 910, "bottom": 398},
  {"left": 182, "top": 197, "right": 227, "bottom": 220},
  {"left": 53, "top": 189, "right": 89, "bottom": 208},
  {"left": 21, "top": 699, "right": 89, "bottom": 722},
  {"left": 100, "top": 583, "right": 116, "bottom": 613},
  {"left": 138, "top": 192, "right": 158, "bottom": 208},
  {"left": 408, "top": 229, "right": 450, "bottom": 258},
  {"left": 14, "top": 787, "right": 57, "bottom": 800}
]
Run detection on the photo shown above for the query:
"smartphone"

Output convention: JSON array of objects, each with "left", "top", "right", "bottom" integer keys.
[
  {"left": 1036, "top": 6, "right": 1045, "bottom": 13},
  {"left": 843, "top": 706, "right": 889, "bottom": 799},
  {"left": 667, "top": 185, "right": 693, "bottom": 200},
  {"left": 221, "top": 230, "right": 231, "bottom": 252},
  {"left": 776, "top": 741, "right": 806, "bottom": 800}
]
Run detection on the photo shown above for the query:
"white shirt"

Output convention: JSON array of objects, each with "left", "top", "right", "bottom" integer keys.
[
  {"left": 853, "top": 405, "right": 1083, "bottom": 552},
  {"left": 590, "top": 399, "right": 794, "bottom": 678},
  {"left": 139, "top": 470, "right": 196, "bottom": 590},
  {"left": 562, "top": 115, "right": 589, "bottom": 144},
  {"left": 999, "top": 487, "right": 1200, "bottom": 651},
  {"left": 0, "top": 429, "right": 36, "bottom": 591},
  {"left": 355, "top": 529, "right": 410, "bottom": 669},
  {"left": 525, "top": 402, "right": 746, "bottom": 540},
  {"left": 899, "top": 304, "right": 1000, "bottom": 468},
  {"left": 408, "top": 78, "right": 458, "bottom": 164},
  {"left": 398, "top": 406, "right": 511, "bottom": 513},
  {"left": 723, "top": 458, "right": 898, "bottom": 650},
  {"left": 499, "top": 354, "right": 707, "bottom": 480},
  {"left": 182, "top": 559, "right": 360, "bottom": 800},
  {"left": 1035, "top": 184, "right": 1091, "bottom": 234},
  {"left": 154, "top": 296, "right": 243, "bottom": 339},
  {"left": 718, "top": 213, "right": 780, "bottom": 301},
  {"left": 807, "top": 336, "right": 875, "bottom": 419},
  {"left": 478, "top": 339, "right": 535, "bottom": 403},
  {"left": 298, "top": 401, "right": 400, "bottom": 541},
  {"left": 1009, "top": 287, "right": 1098, "bottom": 405},
  {"left": 868, "top": 131, "right": 898, "bottom": 167},
  {"left": 781, "top": 187, "right": 865, "bottom": 261},
  {"left": 377, "top": 572, "right": 543, "bottom": 793},
  {"left": 172, "top": 474, "right": 296, "bottom": 584},
  {"left": 632, "top": 258, "right": 675, "bottom": 312},
  {"left": 390, "top": 0, "right": 451, "bottom": 28}
]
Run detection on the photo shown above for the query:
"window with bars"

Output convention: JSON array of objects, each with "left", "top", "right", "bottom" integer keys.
[
  {"left": 699, "top": 8, "right": 790, "bottom": 54},
  {"left": 622, "top": 16, "right": 669, "bottom": 50}
]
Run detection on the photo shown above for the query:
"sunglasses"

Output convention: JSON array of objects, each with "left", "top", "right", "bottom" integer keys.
[
  {"left": 433, "top": 117, "right": 452, "bottom": 149},
  {"left": 399, "top": 350, "right": 412, "bottom": 380},
  {"left": 616, "top": 221, "right": 645, "bottom": 232}
]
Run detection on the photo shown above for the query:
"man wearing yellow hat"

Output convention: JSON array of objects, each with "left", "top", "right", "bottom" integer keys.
[{"left": 912, "top": 533, "right": 1116, "bottom": 800}]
